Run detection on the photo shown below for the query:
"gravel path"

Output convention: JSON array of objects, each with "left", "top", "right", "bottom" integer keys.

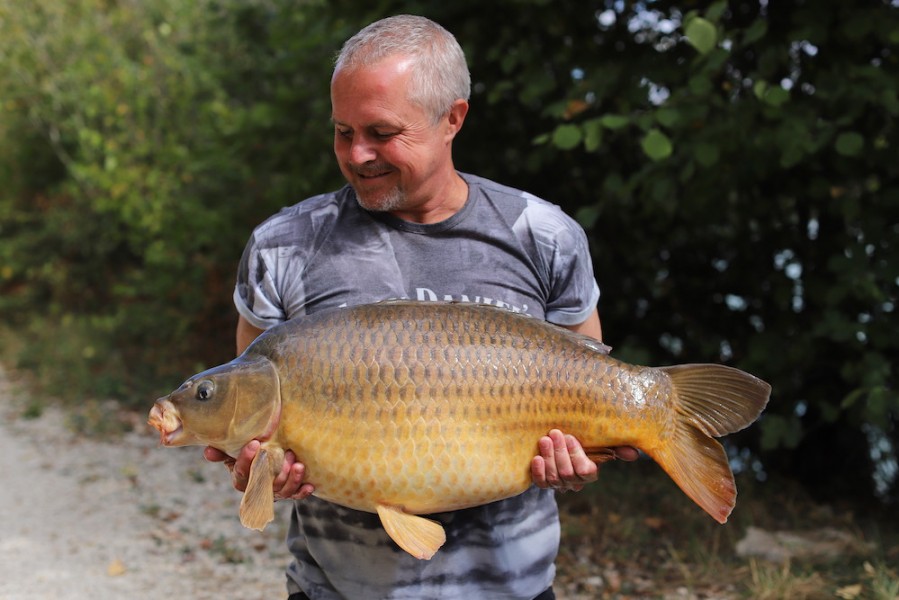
[{"left": 0, "top": 367, "right": 292, "bottom": 600}]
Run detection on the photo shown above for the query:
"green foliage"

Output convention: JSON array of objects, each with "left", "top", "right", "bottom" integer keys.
[
  {"left": 0, "top": 0, "right": 896, "bottom": 503},
  {"left": 505, "top": 0, "right": 899, "bottom": 502},
  {"left": 684, "top": 16, "right": 718, "bottom": 55},
  {"left": 0, "top": 0, "right": 343, "bottom": 399},
  {"left": 640, "top": 129, "right": 674, "bottom": 161}
]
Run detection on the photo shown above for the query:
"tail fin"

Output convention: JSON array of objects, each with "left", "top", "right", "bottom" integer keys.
[{"left": 647, "top": 364, "right": 770, "bottom": 523}]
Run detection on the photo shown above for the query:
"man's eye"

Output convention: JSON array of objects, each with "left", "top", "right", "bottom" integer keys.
[
  {"left": 374, "top": 131, "right": 397, "bottom": 140},
  {"left": 336, "top": 128, "right": 352, "bottom": 139}
]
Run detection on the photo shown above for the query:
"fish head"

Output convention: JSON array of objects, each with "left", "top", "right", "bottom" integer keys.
[{"left": 147, "top": 356, "right": 281, "bottom": 455}]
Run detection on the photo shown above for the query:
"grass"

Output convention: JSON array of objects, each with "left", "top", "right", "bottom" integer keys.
[
  {"left": 746, "top": 560, "right": 827, "bottom": 600},
  {"left": 554, "top": 458, "right": 899, "bottom": 599}
]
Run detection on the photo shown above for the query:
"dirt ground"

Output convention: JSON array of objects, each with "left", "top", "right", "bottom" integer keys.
[{"left": 0, "top": 366, "right": 292, "bottom": 600}]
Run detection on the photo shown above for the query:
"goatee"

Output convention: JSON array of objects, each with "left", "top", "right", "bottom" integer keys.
[{"left": 355, "top": 186, "right": 405, "bottom": 213}]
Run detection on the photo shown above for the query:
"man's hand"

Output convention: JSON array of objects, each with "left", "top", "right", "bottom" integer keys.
[
  {"left": 203, "top": 441, "right": 315, "bottom": 501},
  {"left": 531, "top": 429, "right": 638, "bottom": 492}
]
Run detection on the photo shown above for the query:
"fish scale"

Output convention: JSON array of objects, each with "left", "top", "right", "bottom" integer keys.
[
  {"left": 148, "top": 300, "right": 770, "bottom": 559},
  {"left": 281, "top": 303, "right": 601, "bottom": 511}
]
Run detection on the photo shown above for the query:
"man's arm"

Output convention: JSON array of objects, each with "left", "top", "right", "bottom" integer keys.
[
  {"left": 236, "top": 315, "right": 265, "bottom": 355},
  {"left": 564, "top": 308, "right": 603, "bottom": 340}
]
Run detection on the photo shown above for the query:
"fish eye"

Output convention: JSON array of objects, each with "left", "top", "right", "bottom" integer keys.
[{"left": 196, "top": 380, "right": 215, "bottom": 401}]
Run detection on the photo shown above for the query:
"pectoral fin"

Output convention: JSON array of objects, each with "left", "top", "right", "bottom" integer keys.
[
  {"left": 376, "top": 504, "right": 446, "bottom": 560},
  {"left": 239, "top": 445, "right": 284, "bottom": 531}
]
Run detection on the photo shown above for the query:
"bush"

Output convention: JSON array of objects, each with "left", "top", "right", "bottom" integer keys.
[{"left": 0, "top": 0, "right": 343, "bottom": 402}]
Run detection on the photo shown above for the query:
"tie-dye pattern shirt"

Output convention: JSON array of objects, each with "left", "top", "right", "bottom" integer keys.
[{"left": 234, "top": 172, "right": 600, "bottom": 600}]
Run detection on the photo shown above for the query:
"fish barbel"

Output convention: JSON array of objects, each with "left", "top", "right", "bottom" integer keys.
[{"left": 148, "top": 301, "right": 770, "bottom": 559}]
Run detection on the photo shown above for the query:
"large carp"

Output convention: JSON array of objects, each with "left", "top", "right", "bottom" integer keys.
[{"left": 148, "top": 301, "right": 770, "bottom": 559}]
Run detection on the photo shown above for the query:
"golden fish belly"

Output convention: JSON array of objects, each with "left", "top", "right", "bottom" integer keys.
[{"left": 265, "top": 302, "right": 674, "bottom": 515}]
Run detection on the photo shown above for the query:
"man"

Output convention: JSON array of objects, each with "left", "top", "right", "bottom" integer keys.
[{"left": 205, "top": 14, "right": 635, "bottom": 600}]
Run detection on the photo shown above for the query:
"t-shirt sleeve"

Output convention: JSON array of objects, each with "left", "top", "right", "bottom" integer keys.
[
  {"left": 545, "top": 222, "right": 600, "bottom": 326},
  {"left": 233, "top": 195, "right": 342, "bottom": 329},
  {"left": 233, "top": 231, "right": 290, "bottom": 330},
  {"left": 515, "top": 197, "right": 600, "bottom": 326}
]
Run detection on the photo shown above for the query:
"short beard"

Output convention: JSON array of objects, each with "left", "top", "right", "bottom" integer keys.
[{"left": 355, "top": 185, "right": 405, "bottom": 213}]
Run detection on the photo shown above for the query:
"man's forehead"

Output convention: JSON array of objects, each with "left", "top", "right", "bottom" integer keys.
[{"left": 331, "top": 82, "right": 427, "bottom": 127}]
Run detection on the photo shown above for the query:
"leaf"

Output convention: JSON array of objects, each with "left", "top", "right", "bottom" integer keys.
[
  {"left": 688, "top": 74, "right": 714, "bottom": 96},
  {"left": 762, "top": 85, "right": 790, "bottom": 107},
  {"left": 576, "top": 205, "right": 599, "bottom": 229},
  {"left": 685, "top": 17, "right": 717, "bottom": 54},
  {"left": 842, "top": 388, "right": 868, "bottom": 412},
  {"left": 705, "top": 1, "right": 728, "bottom": 22},
  {"left": 641, "top": 129, "right": 673, "bottom": 161},
  {"left": 743, "top": 19, "right": 768, "bottom": 45},
  {"left": 107, "top": 558, "right": 127, "bottom": 577},
  {"left": 835, "top": 584, "right": 863, "bottom": 599},
  {"left": 600, "top": 114, "right": 630, "bottom": 130},
  {"left": 835, "top": 131, "right": 864, "bottom": 156},
  {"left": 563, "top": 99, "right": 590, "bottom": 119},
  {"left": 655, "top": 107, "right": 681, "bottom": 128},
  {"left": 753, "top": 79, "right": 787, "bottom": 107},
  {"left": 694, "top": 142, "right": 719, "bottom": 167},
  {"left": 551, "top": 124, "right": 582, "bottom": 150},
  {"left": 582, "top": 118, "right": 603, "bottom": 152}
]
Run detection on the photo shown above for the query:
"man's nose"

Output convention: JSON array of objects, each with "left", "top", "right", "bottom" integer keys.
[{"left": 349, "top": 136, "right": 376, "bottom": 164}]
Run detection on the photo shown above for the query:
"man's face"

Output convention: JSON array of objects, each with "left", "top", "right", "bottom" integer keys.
[{"left": 331, "top": 55, "right": 453, "bottom": 214}]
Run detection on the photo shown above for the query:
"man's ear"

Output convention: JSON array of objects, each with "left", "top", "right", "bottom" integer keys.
[{"left": 444, "top": 99, "right": 469, "bottom": 141}]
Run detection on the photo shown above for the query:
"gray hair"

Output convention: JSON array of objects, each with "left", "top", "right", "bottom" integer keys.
[{"left": 334, "top": 15, "right": 471, "bottom": 123}]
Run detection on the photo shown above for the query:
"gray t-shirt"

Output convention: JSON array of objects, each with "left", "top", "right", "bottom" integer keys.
[{"left": 234, "top": 172, "right": 600, "bottom": 600}]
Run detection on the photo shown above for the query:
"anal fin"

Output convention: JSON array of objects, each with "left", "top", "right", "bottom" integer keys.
[
  {"left": 239, "top": 445, "right": 284, "bottom": 531},
  {"left": 583, "top": 447, "right": 618, "bottom": 464},
  {"left": 376, "top": 504, "right": 446, "bottom": 560}
]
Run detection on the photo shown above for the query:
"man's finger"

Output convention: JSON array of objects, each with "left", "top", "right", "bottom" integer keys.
[
  {"left": 612, "top": 445, "right": 640, "bottom": 462},
  {"left": 531, "top": 455, "right": 548, "bottom": 489},
  {"left": 565, "top": 434, "right": 598, "bottom": 483},
  {"left": 539, "top": 433, "right": 560, "bottom": 486},
  {"left": 549, "top": 429, "right": 576, "bottom": 480}
]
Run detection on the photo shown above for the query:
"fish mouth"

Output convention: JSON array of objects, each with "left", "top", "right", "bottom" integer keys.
[{"left": 147, "top": 401, "right": 186, "bottom": 446}]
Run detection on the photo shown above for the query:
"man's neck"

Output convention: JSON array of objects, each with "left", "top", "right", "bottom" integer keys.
[{"left": 388, "top": 171, "right": 469, "bottom": 224}]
